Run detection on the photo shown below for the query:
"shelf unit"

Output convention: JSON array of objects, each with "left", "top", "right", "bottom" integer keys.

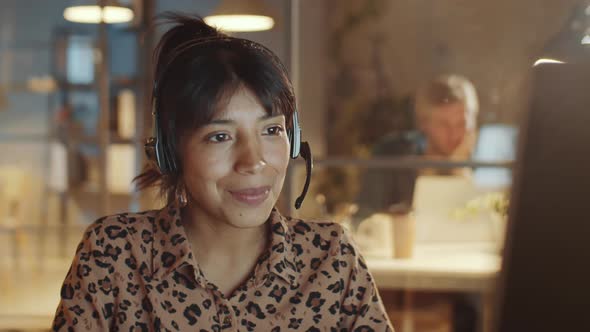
[{"left": 0, "top": 2, "right": 156, "bottom": 271}]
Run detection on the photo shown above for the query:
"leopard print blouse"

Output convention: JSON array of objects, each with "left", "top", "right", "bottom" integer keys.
[{"left": 52, "top": 203, "right": 394, "bottom": 331}]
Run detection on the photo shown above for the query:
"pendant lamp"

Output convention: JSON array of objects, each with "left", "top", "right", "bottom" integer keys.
[
  {"left": 63, "top": 0, "right": 134, "bottom": 24},
  {"left": 204, "top": 0, "right": 275, "bottom": 32}
]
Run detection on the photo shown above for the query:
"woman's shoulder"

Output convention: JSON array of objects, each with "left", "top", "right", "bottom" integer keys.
[
  {"left": 80, "top": 209, "right": 159, "bottom": 250},
  {"left": 284, "top": 217, "right": 344, "bottom": 237},
  {"left": 282, "top": 216, "right": 359, "bottom": 260},
  {"left": 277, "top": 216, "right": 368, "bottom": 288}
]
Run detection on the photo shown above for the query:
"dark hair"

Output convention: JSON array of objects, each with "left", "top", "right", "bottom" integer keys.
[{"left": 134, "top": 13, "right": 296, "bottom": 204}]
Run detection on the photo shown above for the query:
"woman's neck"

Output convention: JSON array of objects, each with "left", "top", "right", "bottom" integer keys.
[
  {"left": 181, "top": 204, "right": 270, "bottom": 297},
  {"left": 181, "top": 204, "right": 269, "bottom": 269}
]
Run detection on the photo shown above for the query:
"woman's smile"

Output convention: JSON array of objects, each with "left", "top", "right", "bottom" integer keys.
[{"left": 228, "top": 186, "right": 271, "bottom": 206}]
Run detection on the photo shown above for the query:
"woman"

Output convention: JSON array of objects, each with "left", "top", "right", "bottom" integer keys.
[{"left": 53, "top": 13, "right": 393, "bottom": 331}]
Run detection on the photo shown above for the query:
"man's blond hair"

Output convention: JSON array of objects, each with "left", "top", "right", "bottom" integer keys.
[{"left": 414, "top": 75, "right": 479, "bottom": 130}]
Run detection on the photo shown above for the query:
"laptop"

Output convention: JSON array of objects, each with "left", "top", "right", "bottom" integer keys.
[{"left": 412, "top": 174, "right": 506, "bottom": 243}]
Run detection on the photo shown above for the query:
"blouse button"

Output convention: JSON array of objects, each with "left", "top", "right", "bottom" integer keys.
[{"left": 223, "top": 316, "right": 232, "bottom": 326}]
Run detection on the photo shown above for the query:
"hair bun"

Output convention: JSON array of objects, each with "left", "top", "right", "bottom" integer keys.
[
  {"left": 160, "top": 12, "right": 223, "bottom": 41},
  {"left": 154, "top": 13, "right": 226, "bottom": 81}
]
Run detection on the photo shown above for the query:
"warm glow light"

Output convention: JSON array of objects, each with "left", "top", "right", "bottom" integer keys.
[
  {"left": 63, "top": 5, "right": 134, "bottom": 24},
  {"left": 533, "top": 58, "right": 566, "bottom": 67},
  {"left": 204, "top": 15, "right": 274, "bottom": 32},
  {"left": 27, "top": 76, "right": 57, "bottom": 94}
]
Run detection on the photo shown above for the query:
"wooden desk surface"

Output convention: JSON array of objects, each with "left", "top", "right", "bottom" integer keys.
[{"left": 366, "top": 242, "right": 501, "bottom": 292}]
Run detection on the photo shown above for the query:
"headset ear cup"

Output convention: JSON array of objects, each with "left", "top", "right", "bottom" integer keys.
[
  {"left": 164, "top": 139, "right": 176, "bottom": 173},
  {"left": 293, "top": 130, "right": 301, "bottom": 158},
  {"left": 155, "top": 127, "right": 168, "bottom": 173},
  {"left": 290, "top": 111, "right": 301, "bottom": 159},
  {"left": 159, "top": 141, "right": 169, "bottom": 173},
  {"left": 156, "top": 124, "right": 173, "bottom": 174},
  {"left": 155, "top": 116, "right": 178, "bottom": 174},
  {"left": 166, "top": 134, "right": 178, "bottom": 173},
  {"left": 288, "top": 130, "right": 295, "bottom": 158},
  {"left": 152, "top": 96, "right": 168, "bottom": 174}
]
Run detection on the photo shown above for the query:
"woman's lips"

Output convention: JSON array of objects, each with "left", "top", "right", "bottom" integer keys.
[{"left": 229, "top": 186, "right": 271, "bottom": 206}]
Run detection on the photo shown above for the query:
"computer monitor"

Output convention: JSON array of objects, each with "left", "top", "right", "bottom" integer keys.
[
  {"left": 472, "top": 124, "right": 518, "bottom": 189},
  {"left": 492, "top": 62, "right": 590, "bottom": 331}
]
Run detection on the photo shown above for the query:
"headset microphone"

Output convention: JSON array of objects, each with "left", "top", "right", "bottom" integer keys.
[
  {"left": 289, "top": 110, "right": 313, "bottom": 210},
  {"left": 294, "top": 141, "right": 312, "bottom": 209}
]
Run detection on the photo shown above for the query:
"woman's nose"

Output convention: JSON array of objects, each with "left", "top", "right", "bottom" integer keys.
[{"left": 234, "top": 137, "right": 267, "bottom": 174}]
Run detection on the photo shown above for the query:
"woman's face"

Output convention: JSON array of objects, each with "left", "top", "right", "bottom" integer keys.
[{"left": 180, "top": 87, "right": 290, "bottom": 228}]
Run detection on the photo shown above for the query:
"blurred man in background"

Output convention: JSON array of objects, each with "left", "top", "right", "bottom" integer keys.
[
  {"left": 356, "top": 74, "right": 479, "bottom": 221},
  {"left": 354, "top": 74, "right": 480, "bottom": 332}
]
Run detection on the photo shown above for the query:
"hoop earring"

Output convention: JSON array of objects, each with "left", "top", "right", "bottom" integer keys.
[{"left": 176, "top": 185, "right": 188, "bottom": 207}]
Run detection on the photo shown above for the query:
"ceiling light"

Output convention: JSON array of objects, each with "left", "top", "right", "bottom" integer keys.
[
  {"left": 63, "top": 5, "right": 133, "bottom": 24},
  {"left": 204, "top": 0, "right": 275, "bottom": 32},
  {"left": 204, "top": 15, "right": 274, "bottom": 32}
]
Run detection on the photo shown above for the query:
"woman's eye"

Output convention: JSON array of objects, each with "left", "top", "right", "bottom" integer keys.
[
  {"left": 207, "top": 133, "right": 231, "bottom": 143},
  {"left": 264, "top": 125, "right": 284, "bottom": 136}
]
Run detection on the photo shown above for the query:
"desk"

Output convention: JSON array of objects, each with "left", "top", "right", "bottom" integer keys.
[
  {"left": 366, "top": 242, "right": 501, "bottom": 332},
  {"left": 367, "top": 242, "right": 501, "bottom": 291}
]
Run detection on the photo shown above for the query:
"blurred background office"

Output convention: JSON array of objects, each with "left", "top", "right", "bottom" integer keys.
[{"left": 0, "top": 0, "right": 586, "bottom": 331}]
